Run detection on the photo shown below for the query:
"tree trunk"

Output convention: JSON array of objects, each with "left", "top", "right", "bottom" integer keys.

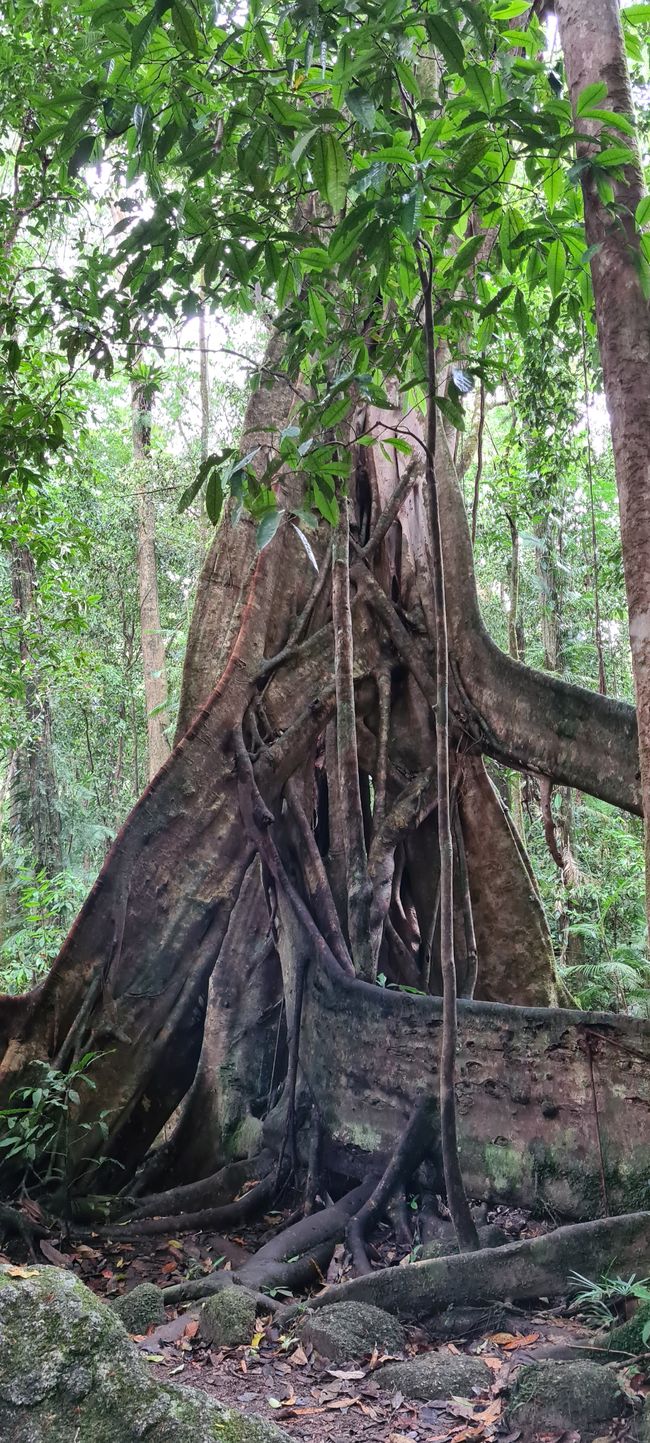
[
  {"left": 9, "top": 542, "right": 62, "bottom": 877},
  {"left": 555, "top": 0, "right": 650, "bottom": 914},
  {"left": 131, "top": 378, "right": 171, "bottom": 781}
]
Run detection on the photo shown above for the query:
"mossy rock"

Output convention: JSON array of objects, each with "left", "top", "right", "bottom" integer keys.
[
  {"left": 0, "top": 1264, "right": 290, "bottom": 1443},
  {"left": 603, "top": 1300, "right": 650, "bottom": 1356},
  {"left": 113, "top": 1282, "right": 166, "bottom": 1334},
  {"left": 300, "top": 1301, "right": 405, "bottom": 1363},
  {"left": 420, "top": 1225, "right": 509, "bottom": 1262},
  {"left": 378, "top": 1351, "right": 491, "bottom": 1400},
  {"left": 199, "top": 1286, "right": 257, "bottom": 1348},
  {"left": 507, "top": 1360, "right": 626, "bottom": 1439}
]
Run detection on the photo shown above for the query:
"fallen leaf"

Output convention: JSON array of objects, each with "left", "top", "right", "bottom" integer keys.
[
  {"left": 4, "top": 1266, "right": 38, "bottom": 1279},
  {"left": 39, "top": 1240, "right": 71, "bottom": 1267},
  {"left": 389, "top": 1433, "right": 418, "bottom": 1442},
  {"left": 183, "top": 1319, "right": 199, "bottom": 1340},
  {"left": 250, "top": 1331, "right": 265, "bottom": 1351},
  {"left": 482, "top": 1357, "right": 504, "bottom": 1374},
  {"left": 501, "top": 1333, "right": 540, "bottom": 1350},
  {"left": 447, "top": 1342, "right": 461, "bottom": 1355},
  {"left": 327, "top": 1367, "right": 365, "bottom": 1380},
  {"left": 325, "top": 1395, "right": 362, "bottom": 1410},
  {"left": 160, "top": 1261, "right": 178, "bottom": 1275},
  {"left": 487, "top": 1332, "right": 518, "bottom": 1346},
  {"left": 289, "top": 1345, "right": 309, "bottom": 1366},
  {"left": 142, "top": 1352, "right": 165, "bottom": 1363}
]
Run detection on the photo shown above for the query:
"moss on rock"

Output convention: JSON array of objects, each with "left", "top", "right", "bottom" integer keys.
[
  {"left": 377, "top": 1351, "right": 491, "bottom": 1400},
  {"left": 603, "top": 1301, "right": 650, "bottom": 1356},
  {"left": 508, "top": 1360, "right": 626, "bottom": 1439},
  {"left": 0, "top": 1264, "right": 290, "bottom": 1443},
  {"left": 113, "top": 1282, "right": 166, "bottom": 1334},
  {"left": 199, "top": 1286, "right": 257, "bottom": 1348},
  {"left": 300, "top": 1302, "right": 405, "bottom": 1363}
]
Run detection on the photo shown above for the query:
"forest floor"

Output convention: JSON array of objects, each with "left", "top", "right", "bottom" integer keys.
[{"left": 2, "top": 1202, "right": 645, "bottom": 1443}]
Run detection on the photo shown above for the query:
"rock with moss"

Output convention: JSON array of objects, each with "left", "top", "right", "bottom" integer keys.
[
  {"left": 420, "top": 1225, "right": 509, "bottom": 1262},
  {"left": 113, "top": 1281, "right": 166, "bottom": 1334},
  {"left": 300, "top": 1301, "right": 404, "bottom": 1363},
  {"left": 199, "top": 1286, "right": 257, "bottom": 1348},
  {"left": 602, "top": 1300, "right": 650, "bottom": 1356},
  {"left": 507, "top": 1360, "right": 627, "bottom": 1439},
  {"left": 377, "top": 1351, "right": 491, "bottom": 1400},
  {"left": 0, "top": 1264, "right": 290, "bottom": 1443}
]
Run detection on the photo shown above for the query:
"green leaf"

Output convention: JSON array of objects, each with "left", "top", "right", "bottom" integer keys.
[
  {"left": 425, "top": 15, "right": 465, "bottom": 74},
  {"left": 311, "top": 132, "right": 349, "bottom": 212},
  {"left": 576, "top": 81, "right": 608, "bottom": 114},
  {"left": 398, "top": 186, "right": 423, "bottom": 240},
  {"left": 543, "top": 165, "right": 565, "bottom": 210},
  {"left": 636, "top": 196, "right": 650, "bottom": 227},
  {"left": 464, "top": 64, "right": 493, "bottom": 110},
  {"left": 547, "top": 238, "right": 566, "bottom": 298},
  {"left": 493, "top": 0, "right": 530, "bottom": 16},
  {"left": 625, "top": 4, "right": 650, "bottom": 22},
  {"left": 596, "top": 145, "right": 637, "bottom": 168},
  {"left": 171, "top": 0, "right": 200, "bottom": 55},
  {"left": 256, "top": 507, "right": 282, "bottom": 550},
  {"left": 307, "top": 289, "right": 327, "bottom": 337},
  {"left": 345, "top": 88, "right": 376, "bottom": 130},
  {"left": 321, "top": 395, "right": 352, "bottom": 427},
  {"left": 205, "top": 470, "right": 224, "bottom": 525},
  {"left": 580, "top": 108, "right": 634, "bottom": 136},
  {"left": 291, "top": 128, "right": 318, "bottom": 165},
  {"left": 313, "top": 482, "right": 339, "bottom": 526},
  {"left": 130, "top": 5, "right": 159, "bottom": 66},
  {"left": 499, "top": 207, "right": 524, "bottom": 273},
  {"left": 512, "top": 288, "right": 529, "bottom": 337}
]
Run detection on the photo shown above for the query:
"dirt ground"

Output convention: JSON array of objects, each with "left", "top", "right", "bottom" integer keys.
[{"left": 2, "top": 1203, "right": 646, "bottom": 1443}]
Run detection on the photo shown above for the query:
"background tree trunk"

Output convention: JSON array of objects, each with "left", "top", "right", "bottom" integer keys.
[{"left": 131, "top": 378, "right": 170, "bottom": 781}]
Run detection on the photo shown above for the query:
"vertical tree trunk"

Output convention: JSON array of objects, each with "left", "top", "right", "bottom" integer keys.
[
  {"left": 9, "top": 543, "right": 62, "bottom": 876},
  {"left": 555, "top": 0, "right": 650, "bottom": 920},
  {"left": 131, "top": 379, "right": 171, "bottom": 780}
]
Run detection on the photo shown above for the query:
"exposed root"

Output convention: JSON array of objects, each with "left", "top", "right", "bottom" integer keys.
[
  {"left": 126, "top": 1153, "right": 274, "bottom": 1223},
  {"left": 302, "top": 1211, "right": 650, "bottom": 1320},
  {"left": 79, "top": 1172, "right": 278, "bottom": 1240},
  {"left": 346, "top": 1095, "right": 440, "bottom": 1275}
]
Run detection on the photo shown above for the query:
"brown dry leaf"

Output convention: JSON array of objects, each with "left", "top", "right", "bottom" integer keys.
[
  {"left": 501, "top": 1333, "right": 540, "bottom": 1351},
  {"left": 473, "top": 1399, "right": 502, "bottom": 1426},
  {"left": 183, "top": 1319, "right": 199, "bottom": 1340},
  {"left": 446, "top": 1343, "right": 461, "bottom": 1356},
  {"left": 327, "top": 1367, "right": 365, "bottom": 1380},
  {"left": 481, "top": 1357, "right": 503, "bottom": 1374},
  {"left": 389, "top": 1433, "right": 418, "bottom": 1442},
  {"left": 39, "top": 1239, "right": 71, "bottom": 1267},
  {"left": 359, "top": 1403, "right": 379, "bottom": 1418},
  {"left": 486, "top": 1333, "right": 518, "bottom": 1347},
  {"left": 289, "top": 1345, "right": 309, "bottom": 1366},
  {"left": 160, "top": 1260, "right": 178, "bottom": 1275},
  {"left": 325, "top": 1395, "right": 362, "bottom": 1410},
  {"left": 4, "top": 1266, "right": 38, "bottom": 1279}
]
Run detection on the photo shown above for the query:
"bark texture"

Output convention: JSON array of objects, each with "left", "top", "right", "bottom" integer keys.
[
  {"left": 556, "top": 0, "right": 650, "bottom": 904},
  {"left": 131, "top": 379, "right": 171, "bottom": 780}
]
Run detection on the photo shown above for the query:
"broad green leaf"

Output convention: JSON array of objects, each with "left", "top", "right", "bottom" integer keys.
[
  {"left": 493, "top": 0, "right": 530, "bottom": 16},
  {"left": 543, "top": 165, "right": 565, "bottom": 210},
  {"left": 171, "top": 0, "right": 200, "bottom": 56},
  {"left": 499, "top": 207, "right": 525, "bottom": 273},
  {"left": 596, "top": 145, "right": 637, "bottom": 168},
  {"left": 205, "top": 469, "right": 224, "bottom": 524},
  {"left": 313, "top": 482, "right": 339, "bottom": 526},
  {"left": 425, "top": 15, "right": 465, "bottom": 73},
  {"left": 581, "top": 108, "right": 634, "bottom": 136},
  {"left": 547, "top": 238, "right": 566, "bottom": 298},
  {"left": 512, "top": 288, "right": 529, "bottom": 337},
  {"left": 625, "top": 4, "right": 650, "bottom": 22},
  {"left": 321, "top": 395, "right": 352, "bottom": 427},
  {"left": 398, "top": 187, "right": 423, "bottom": 240},
  {"left": 256, "top": 507, "right": 282, "bottom": 550},
  {"left": 130, "top": 5, "right": 159, "bottom": 66},
  {"left": 464, "top": 64, "right": 493, "bottom": 110},
  {"left": 636, "top": 196, "right": 650, "bottom": 227},
  {"left": 307, "top": 289, "right": 327, "bottom": 337},
  {"left": 576, "top": 81, "right": 607, "bottom": 115},
  {"left": 345, "top": 88, "right": 376, "bottom": 130},
  {"left": 291, "top": 127, "right": 318, "bottom": 165},
  {"left": 311, "top": 132, "right": 349, "bottom": 212}
]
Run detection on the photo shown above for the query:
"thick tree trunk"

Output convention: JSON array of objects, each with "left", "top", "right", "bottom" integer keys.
[
  {"left": 555, "top": 0, "right": 650, "bottom": 909},
  {"left": 131, "top": 380, "right": 171, "bottom": 780}
]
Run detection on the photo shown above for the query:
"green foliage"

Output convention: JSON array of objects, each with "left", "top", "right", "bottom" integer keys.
[
  {"left": 570, "top": 1271, "right": 650, "bottom": 1331},
  {"left": 0, "top": 1052, "right": 110, "bottom": 1191}
]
